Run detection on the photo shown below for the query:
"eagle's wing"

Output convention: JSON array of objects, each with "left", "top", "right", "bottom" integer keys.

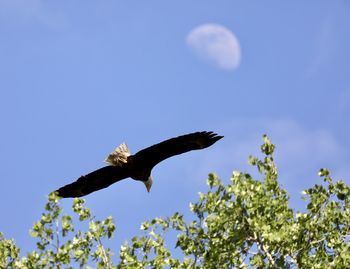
[
  {"left": 55, "top": 166, "right": 129, "bottom": 198},
  {"left": 132, "top": 131, "right": 223, "bottom": 170}
]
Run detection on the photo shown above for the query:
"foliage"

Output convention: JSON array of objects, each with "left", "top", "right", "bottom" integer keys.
[
  {"left": 1, "top": 193, "right": 115, "bottom": 269},
  {"left": 1, "top": 135, "right": 350, "bottom": 268}
]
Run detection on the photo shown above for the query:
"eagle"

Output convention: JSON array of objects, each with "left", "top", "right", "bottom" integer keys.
[{"left": 55, "top": 131, "right": 223, "bottom": 198}]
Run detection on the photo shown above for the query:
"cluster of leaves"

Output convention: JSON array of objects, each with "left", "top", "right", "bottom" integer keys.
[
  {"left": 1, "top": 135, "right": 350, "bottom": 268},
  {"left": 1, "top": 193, "right": 115, "bottom": 268}
]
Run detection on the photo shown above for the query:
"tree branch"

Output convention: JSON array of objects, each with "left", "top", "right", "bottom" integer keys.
[{"left": 253, "top": 232, "right": 278, "bottom": 269}]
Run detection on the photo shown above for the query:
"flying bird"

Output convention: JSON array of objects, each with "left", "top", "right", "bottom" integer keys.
[{"left": 55, "top": 131, "right": 223, "bottom": 198}]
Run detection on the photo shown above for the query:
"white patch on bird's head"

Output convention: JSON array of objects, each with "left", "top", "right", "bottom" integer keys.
[
  {"left": 143, "top": 176, "right": 153, "bottom": 193},
  {"left": 104, "top": 143, "right": 131, "bottom": 166}
]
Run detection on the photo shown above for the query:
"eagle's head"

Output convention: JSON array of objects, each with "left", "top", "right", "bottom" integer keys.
[{"left": 143, "top": 176, "right": 153, "bottom": 193}]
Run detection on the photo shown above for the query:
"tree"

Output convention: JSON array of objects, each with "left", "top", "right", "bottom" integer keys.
[{"left": 1, "top": 135, "right": 350, "bottom": 268}]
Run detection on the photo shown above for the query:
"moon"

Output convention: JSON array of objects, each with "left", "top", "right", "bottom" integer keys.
[{"left": 186, "top": 23, "right": 241, "bottom": 71}]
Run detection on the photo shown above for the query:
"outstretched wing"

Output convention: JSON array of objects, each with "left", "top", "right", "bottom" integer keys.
[
  {"left": 132, "top": 131, "right": 223, "bottom": 170},
  {"left": 55, "top": 166, "right": 130, "bottom": 198}
]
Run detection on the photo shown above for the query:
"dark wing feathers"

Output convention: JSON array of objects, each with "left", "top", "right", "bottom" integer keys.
[
  {"left": 133, "top": 131, "right": 223, "bottom": 169},
  {"left": 55, "top": 131, "right": 223, "bottom": 198},
  {"left": 55, "top": 166, "right": 129, "bottom": 198}
]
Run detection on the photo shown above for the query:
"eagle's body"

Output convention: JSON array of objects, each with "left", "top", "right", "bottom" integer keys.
[{"left": 55, "top": 131, "right": 223, "bottom": 198}]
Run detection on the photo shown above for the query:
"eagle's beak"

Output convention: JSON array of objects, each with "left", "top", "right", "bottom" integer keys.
[{"left": 143, "top": 176, "right": 153, "bottom": 193}]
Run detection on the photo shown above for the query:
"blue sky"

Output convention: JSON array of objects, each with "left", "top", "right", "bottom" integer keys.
[{"left": 1, "top": 0, "right": 349, "bottom": 256}]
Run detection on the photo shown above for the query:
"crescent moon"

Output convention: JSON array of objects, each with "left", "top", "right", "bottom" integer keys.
[{"left": 186, "top": 23, "right": 241, "bottom": 70}]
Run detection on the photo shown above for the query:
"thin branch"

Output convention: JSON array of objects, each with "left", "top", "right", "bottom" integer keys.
[
  {"left": 96, "top": 237, "right": 111, "bottom": 268},
  {"left": 253, "top": 232, "right": 278, "bottom": 269},
  {"left": 56, "top": 220, "right": 60, "bottom": 252}
]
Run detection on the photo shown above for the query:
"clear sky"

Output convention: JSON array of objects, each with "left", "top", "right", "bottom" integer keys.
[{"left": 1, "top": 0, "right": 349, "bottom": 256}]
